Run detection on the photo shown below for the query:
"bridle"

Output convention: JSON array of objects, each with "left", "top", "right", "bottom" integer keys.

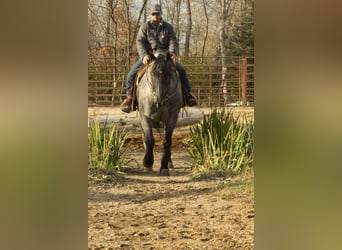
[{"left": 144, "top": 59, "right": 178, "bottom": 107}]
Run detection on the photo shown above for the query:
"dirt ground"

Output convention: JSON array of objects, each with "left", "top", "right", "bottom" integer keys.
[{"left": 88, "top": 123, "right": 254, "bottom": 249}]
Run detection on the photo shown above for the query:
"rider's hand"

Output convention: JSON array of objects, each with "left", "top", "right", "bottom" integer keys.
[
  {"left": 171, "top": 53, "right": 178, "bottom": 64},
  {"left": 143, "top": 55, "right": 150, "bottom": 64}
]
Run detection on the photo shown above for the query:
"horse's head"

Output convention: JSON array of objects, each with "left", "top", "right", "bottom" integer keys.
[
  {"left": 145, "top": 53, "right": 173, "bottom": 107},
  {"left": 147, "top": 54, "right": 169, "bottom": 83},
  {"left": 152, "top": 49, "right": 169, "bottom": 61},
  {"left": 136, "top": 50, "right": 183, "bottom": 122}
]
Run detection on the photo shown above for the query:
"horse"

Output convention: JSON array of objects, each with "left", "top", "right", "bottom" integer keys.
[{"left": 136, "top": 52, "right": 183, "bottom": 176}]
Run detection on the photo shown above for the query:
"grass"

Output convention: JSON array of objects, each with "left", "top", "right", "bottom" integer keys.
[
  {"left": 184, "top": 108, "right": 254, "bottom": 180},
  {"left": 88, "top": 119, "right": 127, "bottom": 173},
  {"left": 214, "top": 170, "right": 254, "bottom": 199}
]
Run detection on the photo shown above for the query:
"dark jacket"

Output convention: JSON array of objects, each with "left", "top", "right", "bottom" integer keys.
[{"left": 136, "top": 19, "right": 179, "bottom": 60}]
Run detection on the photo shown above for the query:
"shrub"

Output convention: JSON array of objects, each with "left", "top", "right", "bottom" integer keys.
[
  {"left": 88, "top": 119, "right": 127, "bottom": 172},
  {"left": 186, "top": 108, "right": 254, "bottom": 179}
]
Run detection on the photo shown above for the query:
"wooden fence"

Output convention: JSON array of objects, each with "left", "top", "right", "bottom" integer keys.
[{"left": 88, "top": 56, "right": 254, "bottom": 107}]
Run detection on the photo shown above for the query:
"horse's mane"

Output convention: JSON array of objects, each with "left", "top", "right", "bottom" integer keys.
[{"left": 149, "top": 55, "right": 169, "bottom": 79}]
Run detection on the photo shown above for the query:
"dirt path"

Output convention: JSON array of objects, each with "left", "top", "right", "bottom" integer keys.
[{"left": 89, "top": 150, "right": 254, "bottom": 249}]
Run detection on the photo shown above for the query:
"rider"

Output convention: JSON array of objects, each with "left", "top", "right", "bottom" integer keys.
[{"left": 120, "top": 4, "right": 197, "bottom": 113}]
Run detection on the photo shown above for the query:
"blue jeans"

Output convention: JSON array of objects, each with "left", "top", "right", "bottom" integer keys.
[{"left": 125, "top": 59, "right": 192, "bottom": 97}]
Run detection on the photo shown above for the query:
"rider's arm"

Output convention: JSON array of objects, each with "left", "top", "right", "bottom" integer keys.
[{"left": 136, "top": 22, "right": 150, "bottom": 61}]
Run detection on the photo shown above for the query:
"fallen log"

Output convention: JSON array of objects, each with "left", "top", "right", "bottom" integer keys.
[{"left": 88, "top": 107, "right": 204, "bottom": 132}]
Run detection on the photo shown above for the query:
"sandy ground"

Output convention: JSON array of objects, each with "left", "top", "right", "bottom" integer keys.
[{"left": 88, "top": 107, "right": 254, "bottom": 249}]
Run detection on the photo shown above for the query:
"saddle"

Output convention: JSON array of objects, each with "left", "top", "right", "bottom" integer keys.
[{"left": 130, "top": 64, "right": 148, "bottom": 111}]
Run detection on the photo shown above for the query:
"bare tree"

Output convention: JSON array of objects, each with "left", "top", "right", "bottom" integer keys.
[
  {"left": 89, "top": 0, "right": 253, "bottom": 58},
  {"left": 129, "top": 0, "right": 148, "bottom": 58},
  {"left": 184, "top": 0, "right": 192, "bottom": 56},
  {"left": 201, "top": 0, "right": 209, "bottom": 61},
  {"left": 215, "top": 0, "right": 236, "bottom": 100},
  {"left": 123, "top": 0, "right": 131, "bottom": 61},
  {"left": 175, "top": 0, "right": 182, "bottom": 42},
  {"left": 143, "top": 1, "right": 147, "bottom": 23},
  {"left": 219, "top": 0, "right": 228, "bottom": 100}
]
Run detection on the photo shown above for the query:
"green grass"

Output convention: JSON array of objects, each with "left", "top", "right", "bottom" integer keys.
[
  {"left": 185, "top": 108, "right": 254, "bottom": 180},
  {"left": 215, "top": 171, "right": 254, "bottom": 199},
  {"left": 88, "top": 119, "right": 127, "bottom": 172}
]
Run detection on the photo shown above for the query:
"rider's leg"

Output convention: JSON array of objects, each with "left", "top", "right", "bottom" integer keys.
[
  {"left": 121, "top": 59, "right": 143, "bottom": 113},
  {"left": 175, "top": 63, "right": 197, "bottom": 106}
]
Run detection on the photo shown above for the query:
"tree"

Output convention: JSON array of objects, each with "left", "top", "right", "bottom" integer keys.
[
  {"left": 88, "top": 0, "right": 254, "bottom": 59},
  {"left": 201, "top": 0, "right": 209, "bottom": 61},
  {"left": 129, "top": 0, "right": 148, "bottom": 62},
  {"left": 184, "top": 0, "right": 192, "bottom": 56},
  {"left": 216, "top": 0, "right": 235, "bottom": 100},
  {"left": 228, "top": 0, "right": 254, "bottom": 56}
]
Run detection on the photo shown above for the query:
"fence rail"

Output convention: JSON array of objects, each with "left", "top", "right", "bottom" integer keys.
[{"left": 88, "top": 56, "right": 254, "bottom": 107}]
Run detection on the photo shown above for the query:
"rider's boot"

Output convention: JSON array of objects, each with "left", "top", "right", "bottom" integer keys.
[
  {"left": 120, "top": 88, "right": 134, "bottom": 113},
  {"left": 185, "top": 91, "right": 197, "bottom": 106}
]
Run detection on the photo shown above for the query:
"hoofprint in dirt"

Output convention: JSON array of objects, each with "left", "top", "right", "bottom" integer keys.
[{"left": 88, "top": 149, "right": 254, "bottom": 250}]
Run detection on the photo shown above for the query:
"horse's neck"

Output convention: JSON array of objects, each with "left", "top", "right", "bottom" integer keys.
[{"left": 139, "top": 59, "right": 176, "bottom": 95}]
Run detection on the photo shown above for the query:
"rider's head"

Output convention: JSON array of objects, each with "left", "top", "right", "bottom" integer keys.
[{"left": 151, "top": 4, "right": 162, "bottom": 23}]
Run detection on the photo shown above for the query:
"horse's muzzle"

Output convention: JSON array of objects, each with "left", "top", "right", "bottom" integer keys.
[{"left": 155, "top": 102, "right": 164, "bottom": 109}]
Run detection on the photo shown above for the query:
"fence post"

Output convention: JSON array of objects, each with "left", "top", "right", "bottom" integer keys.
[{"left": 240, "top": 56, "right": 247, "bottom": 107}]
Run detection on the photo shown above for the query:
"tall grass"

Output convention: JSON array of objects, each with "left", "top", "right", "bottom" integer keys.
[
  {"left": 186, "top": 108, "right": 254, "bottom": 179},
  {"left": 88, "top": 119, "right": 127, "bottom": 172}
]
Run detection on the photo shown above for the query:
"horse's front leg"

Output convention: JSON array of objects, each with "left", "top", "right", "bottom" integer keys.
[
  {"left": 160, "top": 120, "right": 177, "bottom": 176},
  {"left": 140, "top": 116, "right": 154, "bottom": 171}
]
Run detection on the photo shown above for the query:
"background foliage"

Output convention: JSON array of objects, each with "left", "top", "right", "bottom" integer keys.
[{"left": 88, "top": 0, "right": 254, "bottom": 60}]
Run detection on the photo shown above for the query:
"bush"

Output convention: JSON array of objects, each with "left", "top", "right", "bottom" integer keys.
[
  {"left": 186, "top": 108, "right": 254, "bottom": 179},
  {"left": 88, "top": 119, "right": 127, "bottom": 172}
]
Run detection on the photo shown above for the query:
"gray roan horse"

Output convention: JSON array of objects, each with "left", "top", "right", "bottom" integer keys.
[{"left": 136, "top": 53, "right": 183, "bottom": 176}]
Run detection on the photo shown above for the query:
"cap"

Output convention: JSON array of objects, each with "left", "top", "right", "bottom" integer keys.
[{"left": 151, "top": 4, "right": 162, "bottom": 14}]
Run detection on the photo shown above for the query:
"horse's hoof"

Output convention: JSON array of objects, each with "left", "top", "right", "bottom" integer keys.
[
  {"left": 159, "top": 169, "right": 170, "bottom": 176},
  {"left": 168, "top": 162, "right": 174, "bottom": 169},
  {"left": 144, "top": 167, "right": 153, "bottom": 173}
]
